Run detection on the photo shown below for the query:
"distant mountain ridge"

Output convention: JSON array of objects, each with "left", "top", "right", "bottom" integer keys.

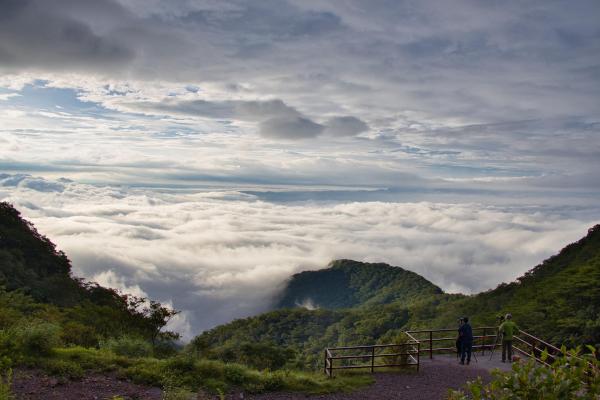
[{"left": 277, "top": 259, "right": 442, "bottom": 310}]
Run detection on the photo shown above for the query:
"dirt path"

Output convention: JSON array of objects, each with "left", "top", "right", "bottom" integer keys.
[
  {"left": 12, "top": 369, "right": 163, "bottom": 400},
  {"left": 230, "top": 359, "right": 492, "bottom": 400},
  {"left": 12, "top": 356, "right": 495, "bottom": 400}
]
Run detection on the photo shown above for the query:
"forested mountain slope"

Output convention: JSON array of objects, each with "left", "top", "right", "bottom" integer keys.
[
  {"left": 0, "top": 201, "right": 178, "bottom": 347},
  {"left": 416, "top": 224, "right": 600, "bottom": 345},
  {"left": 277, "top": 259, "right": 442, "bottom": 309},
  {"left": 194, "top": 225, "right": 600, "bottom": 366}
]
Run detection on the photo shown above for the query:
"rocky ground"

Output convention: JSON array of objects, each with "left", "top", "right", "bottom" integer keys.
[
  {"left": 228, "top": 359, "right": 492, "bottom": 400},
  {"left": 11, "top": 358, "right": 492, "bottom": 400},
  {"left": 11, "top": 369, "right": 163, "bottom": 400}
]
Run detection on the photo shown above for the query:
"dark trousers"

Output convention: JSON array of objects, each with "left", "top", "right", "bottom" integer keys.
[
  {"left": 456, "top": 339, "right": 462, "bottom": 358},
  {"left": 461, "top": 341, "right": 472, "bottom": 363},
  {"left": 502, "top": 340, "right": 513, "bottom": 362}
]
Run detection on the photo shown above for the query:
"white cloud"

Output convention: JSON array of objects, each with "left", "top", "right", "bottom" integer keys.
[
  {"left": 0, "top": 0, "right": 599, "bottom": 340},
  {"left": 1, "top": 176, "right": 597, "bottom": 339}
]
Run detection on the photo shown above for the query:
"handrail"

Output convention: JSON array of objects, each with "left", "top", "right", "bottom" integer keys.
[
  {"left": 404, "top": 331, "right": 419, "bottom": 343},
  {"left": 407, "top": 326, "right": 497, "bottom": 334},
  {"left": 328, "top": 343, "right": 417, "bottom": 351},
  {"left": 517, "top": 329, "right": 563, "bottom": 354},
  {"left": 323, "top": 326, "right": 569, "bottom": 377},
  {"left": 325, "top": 341, "right": 419, "bottom": 377},
  {"left": 405, "top": 326, "right": 500, "bottom": 360}
]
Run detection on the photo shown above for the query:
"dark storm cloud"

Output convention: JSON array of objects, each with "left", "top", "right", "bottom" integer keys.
[
  {"left": 0, "top": 0, "right": 134, "bottom": 72},
  {"left": 179, "top": 1, "right": 343, "bottom": 41},
  {"left": 3, "top": 0, "right": 600, "bottom": 124},
  {"left": 259, "top": 116, "right": 324, "bottom": 140},
  {"left": 1, "top": 0, "right": 598, "bottom": 177},
  {"left": 128, "top": 98, "right": 300, "bottom": 121},
  {"left": 324, "top": 116, "right": 369, "bottom": 136},
  {"left": 125, "top": 98, "right": 368, "bottom": 139}
]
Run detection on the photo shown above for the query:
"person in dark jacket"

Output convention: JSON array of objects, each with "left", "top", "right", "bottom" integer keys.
[
  {"left": 456, "top": 317, "right": 464, "bottom": 358},
  {"left": 458, "top": 316, "right": 473, "bottom": 365}
]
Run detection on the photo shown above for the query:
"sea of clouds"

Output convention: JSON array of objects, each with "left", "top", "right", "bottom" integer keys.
[{"left": 1, "top": 174, "right": 596, "bottom": 340}]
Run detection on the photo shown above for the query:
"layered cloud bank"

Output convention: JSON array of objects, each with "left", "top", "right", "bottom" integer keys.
[
  {"left": 1, "top": 0, "right": 599, "bottom": 339},
  {"left": 2, "top": 176, "right": 596, "bottom": 339}
]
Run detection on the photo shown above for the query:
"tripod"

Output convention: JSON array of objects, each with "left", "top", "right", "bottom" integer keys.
[
  {"left": 471, "top": 346, "right": 478, "bottom": 363},
  {"left": 489, "top": 331, "right": 502, "bottom": 361}
]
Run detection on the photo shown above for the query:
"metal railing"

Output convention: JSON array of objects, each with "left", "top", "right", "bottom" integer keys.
[
  {"left": 324, "top": 341, "right": 420, "bottom": 377},
  {"left": 324, "top": 326, "right": 577, "bottom": 377},
  {"left": 405, "top": 326, "right": 499, "bottom": 359},
  {"left": 512, "top": 330, "right": 565, "bottom": 366}
]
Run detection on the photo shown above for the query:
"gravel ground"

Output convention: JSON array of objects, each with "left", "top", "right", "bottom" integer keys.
[
  {"left": 228, "top": 359, "right": 491, "bottom": 400},
  {"left": 12, "top": 369, "right": 163, "bottom": 400},
  {"left": 11, "top": 358, "right": 491, "bottom": 400}
]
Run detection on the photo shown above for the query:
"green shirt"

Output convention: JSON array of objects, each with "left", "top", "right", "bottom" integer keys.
[{"left": 499, "top": 320, "right": 518, "bottom": 341}]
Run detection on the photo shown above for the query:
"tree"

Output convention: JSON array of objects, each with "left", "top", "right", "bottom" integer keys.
[{"left": 142, "top": 300, "right": 181, "bottom": 346}]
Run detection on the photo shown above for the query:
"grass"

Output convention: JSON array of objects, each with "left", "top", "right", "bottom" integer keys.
[
  {"left": 0, "top": 369, "right": 13, "bottom": 400},
  {"left": 26, "top": 346, "right": 374, "bottom": 395}
]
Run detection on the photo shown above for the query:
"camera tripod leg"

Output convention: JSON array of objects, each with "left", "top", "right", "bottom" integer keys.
[{"left": 489, "top": 333, "right": 501, "bottom": 361}]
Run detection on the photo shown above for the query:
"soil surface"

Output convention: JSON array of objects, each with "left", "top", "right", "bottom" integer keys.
[
  {"left": 12, "top": 369, "right": 163, "bottom": 400},
  {"left": 227, "top": 358, "right": 492, "bottom": 400},
  {"left": 11, "top": 357, "right": 493, "bottom": 400}
]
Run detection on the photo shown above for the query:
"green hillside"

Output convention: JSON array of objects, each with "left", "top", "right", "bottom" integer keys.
[
  {"left": 0, "top": 202, "right": 368, "bottom": 396},
  {"left": 2, "top": 199, "right": 598, "bottom": 396},
  {"left": 193, "top": 225, "right": 600, "bottom": 367},
  {"left": 0, "top": 202, "right": 180, "bottom": 348},
  {"left": 276, "top": 259, "right": 442, "bottom": 309},
  {"left": 415, "top": 224, "right": 600, "bottom": 346}
]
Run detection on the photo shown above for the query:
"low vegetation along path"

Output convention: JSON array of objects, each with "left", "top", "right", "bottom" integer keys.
[{"left": 232, "top": 358, "right": 494, "bottom": 400}]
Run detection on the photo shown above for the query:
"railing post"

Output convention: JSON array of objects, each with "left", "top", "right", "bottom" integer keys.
[
  {"left": 417, "top": 341, "right": 420, "bottom": 372},
  {"left": 371, "top": 346, "right": 375, "bottom": 373},
  {"left": 324, "top": 350, "right": 328, "bottom": 376},
  {"left": 482, "top": 328, "right": 486, "bottom": 355},
  {"left": 429, "top": 330, "right": 433, "bottom": 359}
]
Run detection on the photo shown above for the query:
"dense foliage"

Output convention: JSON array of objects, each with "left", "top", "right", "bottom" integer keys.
[
  {"left": 194, "top": 225, "right": 600, "bottom": 368},
  {"left": 448, "top": 347, "right": 600, "bottom": 399},
  {"left": 0, "top": 202, "right": 180, "bottom": 349},
  {"left": 1, "top": 200, "right": 598, "bottom": 397},
  {"left": 0, "top": 202, "right": 372, "bottom": 396},
  {"left": 410, "top": 224, "right": 600, "bottom": 346},
  {"left": 277, "top": 259, "right": 442, "bottom": 309}
]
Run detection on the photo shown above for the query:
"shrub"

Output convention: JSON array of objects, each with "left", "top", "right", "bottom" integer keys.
[
  {"left": 448, "top": 347, "right": 600, "bottom": 400},
  {"left": 15, "top": 322, "right": 61, "bottom": 356},
  {"left": 200, "top": 378, "right": 227, "bottom": 395},
  {"left": 162, "top": 373, "right": 196, "bottom": 400},
  {"left": 101, "top": 336, "right": 153, "bottom": 358},
  {"left": 0, "top": 331, "right": 16, "bottom": 370},
  {"left": 262, "top": 371, "right": 285, "bottom": 391},
  {"left": 380, "top": 333, "right": 409, "bottom": 366},
  {"left": 0, "top": 369, "right": 13, "bottom": 400},
  {"left": 54, "top": 346, "right": 130, "bottom": 372},
  {"left": 211, "top": 342, "right": 297, "bottom": 371},
  {"left": 124, "top": 359, "right": 164, "bottom": 386},
  {"left": 60, "top": 322, "right": 99, "bottom": 348},
  {"left": 38, "top": 359, "right": 84, "bottom": 379},
  {"left": 223, "top": 363, "right": 254, "bottom": 385},
  {"left": 153, "top": 339, "right": 179, "bottom": 359}
]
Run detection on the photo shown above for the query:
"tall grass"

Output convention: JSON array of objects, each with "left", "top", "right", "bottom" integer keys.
[
  {"left": 0, "top": 369, "right": 13, "bottom": 400},
  {"left": 32, "top": 347, "right": 373, "bottom": 395}
]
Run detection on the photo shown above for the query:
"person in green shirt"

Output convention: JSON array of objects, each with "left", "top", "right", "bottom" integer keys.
[{"left": 498, "top": 313, "right": 519, "bottom": 362}]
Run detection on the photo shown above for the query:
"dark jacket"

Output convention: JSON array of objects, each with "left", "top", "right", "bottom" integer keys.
[{"left": 459, "top": 322, "right": 473, "bottom": 343}]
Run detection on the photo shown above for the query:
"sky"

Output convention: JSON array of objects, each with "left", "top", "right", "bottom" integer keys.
[{"left": 1, "top": 0, "right": 599, "bottom": 339}]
